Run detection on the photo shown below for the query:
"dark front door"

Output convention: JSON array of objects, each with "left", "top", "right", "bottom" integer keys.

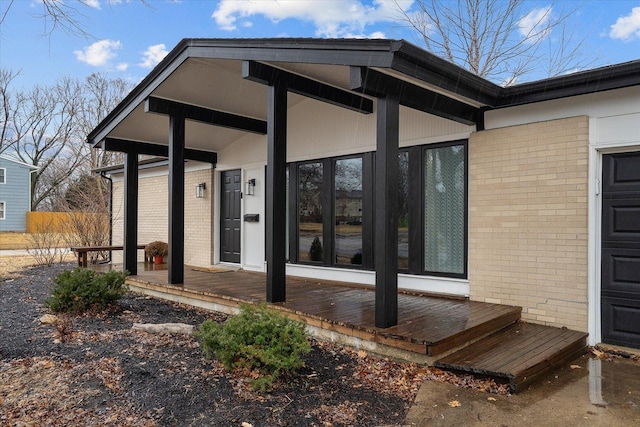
[
  {"left": 601, "top": 152, "right": 640, "bottom": 349},
  {"left": 221, "top": 169, "right": 242, "bottom": 263}
]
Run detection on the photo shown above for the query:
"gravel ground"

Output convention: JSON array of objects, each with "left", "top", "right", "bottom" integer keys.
[{"left": 0, "top": 262, "right": 429, "bottom": 426}]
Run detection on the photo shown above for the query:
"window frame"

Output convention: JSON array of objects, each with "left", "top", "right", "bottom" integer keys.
[
  {"left": 0, "top": 201, "right": 5, "bottom": 220},
  {"left": 286, "top": 139, "right": 468, "bottom": 279},
  {"left": 0, "top": 167, "right": 5, "bottom": 184}
]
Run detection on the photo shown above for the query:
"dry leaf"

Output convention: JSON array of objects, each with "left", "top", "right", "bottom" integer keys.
[
  {"left": 591, "top": 348, "right": 605, "bottom": 359},
  {"left": 487, "top": 397, "right": 497, "bottom": 402},
  {"left": 357, "top": 350, "right": 368, "bottom": 358},
  {"left": 448, "top": 400, "right": 461, "bottom": 407},
  {"left": 241, "top": 423, "right": 253, "bottom": 427},
  {"left": 570, "top": 365, "right": 582, "bottom": 370}
]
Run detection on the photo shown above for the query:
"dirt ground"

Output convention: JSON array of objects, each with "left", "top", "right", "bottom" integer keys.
[{"left": 1, "top": 261, "right": 434, "bottom": 426}]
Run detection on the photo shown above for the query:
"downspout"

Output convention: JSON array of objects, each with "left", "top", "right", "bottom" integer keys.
[{"left": 100, "top": 171, "right": 113, "bottom": 262}]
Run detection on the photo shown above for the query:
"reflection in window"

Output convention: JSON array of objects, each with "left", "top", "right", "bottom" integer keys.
[
  {"left": 335, "top": 157, "right": 363, "bottom": 265},
  {"left": 424, "top": 144, "right": 465, "bottom": 274},
  {"left": 299, "top": 162, "right": 323, "bottom": 262},
  {"left": 398, "top": 152, "right": 409, "bottom": 269}
]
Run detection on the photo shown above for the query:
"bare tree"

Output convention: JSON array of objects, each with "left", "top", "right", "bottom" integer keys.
[
  {"left": 8, "top": 77, "right": 84, "bottom": 210},
  {"left": 0, "top": 68, "right": 21, "bottom": 154},
  {"left": 1, "top": 0, "right": 151, "bottom": 38},
  {"left": 397, "top": 0, "right": 591, "bottom": 85}
]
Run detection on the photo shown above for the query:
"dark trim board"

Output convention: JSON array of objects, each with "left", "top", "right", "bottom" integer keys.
[
  {"left": 242, "top": 61, "right": 373, "bottom": 114},
  {"left": 102, "top": 138, "right": 218, "bottom": 165},
  {"left": 145, "top": 97, "right": 267, "bottom": 135},
  {"left": 351, "top": 67, "right": 480, "bottom": 125}
]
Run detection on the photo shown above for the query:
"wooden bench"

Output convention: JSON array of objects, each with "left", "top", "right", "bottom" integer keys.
[{"left": 70, "top": 245, "right": 149, "bottom": 268}]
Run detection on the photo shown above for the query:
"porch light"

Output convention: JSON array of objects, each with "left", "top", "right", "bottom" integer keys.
[
  {"left": 245, "top": 178, "right": 256, "bottom": 196},
  {"left": 196, "top": 182, "right": 206, "bottom": 198}
]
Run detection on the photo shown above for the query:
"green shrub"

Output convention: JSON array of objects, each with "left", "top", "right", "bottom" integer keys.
[
  {"left": 46, "top": 267, "right": 129, "bottom": 313},
  {"left": 309, "top": 236, "right": 323, "bottom": 261},
  {"left": 195, "top": 303, "right": 311, "bottom": 392}
]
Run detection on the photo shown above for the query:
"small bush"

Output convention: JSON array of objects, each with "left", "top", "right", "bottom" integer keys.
[
  {"left": 309, "top": 236, "right": 323, "bottom": 261},
  {"left": 195, "top": 303, "right": 311, "bottom": 392},
  {"left": 46, "top": 267, "right": 129, "bottom": 313}
]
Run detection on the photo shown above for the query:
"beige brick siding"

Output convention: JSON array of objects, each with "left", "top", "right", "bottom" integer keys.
[
  {"left": 469, "top": 116, "right": 589, "bottom": 332},
  {"left": 111, "top": 167, "right": 213, "bottom": 267}
]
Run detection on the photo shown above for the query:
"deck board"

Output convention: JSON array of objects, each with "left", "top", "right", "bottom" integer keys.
[
  {"left": 119, "top": 265, "right": 521, "bottom": 357},
  {"left": 435, "top": 323, "right": 588, "bottom": 392}
]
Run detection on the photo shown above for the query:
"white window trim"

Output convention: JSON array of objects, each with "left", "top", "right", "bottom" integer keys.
[
  {"left": 0, "top": 167, "right": 5, "bottom": 184},
  {"left": 0, "top": 201, "right": 5, "bottom": 220}
]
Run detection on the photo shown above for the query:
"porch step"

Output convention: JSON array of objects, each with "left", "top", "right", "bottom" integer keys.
[{"left": 434, "top": 322, "right": 588, "bottom": 393}]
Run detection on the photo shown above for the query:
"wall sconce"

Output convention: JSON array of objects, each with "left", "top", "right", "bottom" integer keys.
[
  {"left": 196, "top": 182, "right": 206, "bottom": 198},
  {"left": 245, "top": 178, "right": 256, "bottom": 196}
]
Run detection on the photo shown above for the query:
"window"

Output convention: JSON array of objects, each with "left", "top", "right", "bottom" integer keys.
[
  {"left": 0, "top": 201, "right": 5, "bottom": 220},
  {"left": 0, "top": 168, "right": 5, "bottom": 184},
  {"left": 287, "top": 140, "right": 467, "bottom": 278},
  {"left": 424, "top": 143, "right": 466, "bottom": 275},
  {"left": 335, "top": 157, "right": 363, "bottom": 265},
  {"left": 298, "top": 162, "right": 323, "bottom": 262}
]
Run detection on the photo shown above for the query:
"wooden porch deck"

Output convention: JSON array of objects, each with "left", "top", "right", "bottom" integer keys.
[{"left": 113, "top": 263, "right": 587, "bottom": 392}]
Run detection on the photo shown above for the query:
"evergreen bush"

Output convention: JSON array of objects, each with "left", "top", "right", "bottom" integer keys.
[
  {"left": 309, "top": 236, "right": 323, "bottom": 261},
  {"left": 46, "top": 267, "right": 129, "bottom": 313},
  {"left": 195, "top": 303, "right": 311, "bottom": 392}
]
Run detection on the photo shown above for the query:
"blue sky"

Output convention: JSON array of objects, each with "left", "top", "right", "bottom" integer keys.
[{"left": 1, "top": 0, "right": 640, "bottom": 89}]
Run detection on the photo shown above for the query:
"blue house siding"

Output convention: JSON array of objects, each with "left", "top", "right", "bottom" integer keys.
[{"left": 0, "top": 156, "right": 36, "bottom": 232}]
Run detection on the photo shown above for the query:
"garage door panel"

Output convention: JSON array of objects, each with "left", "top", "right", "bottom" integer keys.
[
  {"left": 603, "top": 151, "right": 640, "bottom": 193},
  {"left": 602, "top": 248, "right": 640, "bottom": 296},
  {"left": 602, "top": 297, "right": 640, "bottom": 348},
  {"left": 602, "top": 198, "right": 640, "bottom": 243}
]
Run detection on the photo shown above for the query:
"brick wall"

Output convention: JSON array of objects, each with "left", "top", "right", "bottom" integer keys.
[
  {"left": 469, "top": 116, "right": 589, "bottom": 331},
  {"left": 111, "top": 167, "right": 213, "bottom": 267}
]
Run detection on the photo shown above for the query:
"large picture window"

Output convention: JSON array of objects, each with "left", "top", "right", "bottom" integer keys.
[{"left": 287, "top": 140, "right": 467, "bottom": 278}]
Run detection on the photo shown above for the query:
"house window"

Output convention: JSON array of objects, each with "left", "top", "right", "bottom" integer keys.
[
  {"left": 335, "top": 157, "right": 363, "bottom": 265},
  {"left": 0, "top": 201, "right": 5, "bottom": 220},
  {"left": 424, "top": 143, "right": 466, "bottom": 276},
  {"left": 298, "top": 162, "right": 324, "bottom": 262},
  {"left": 287, "top": 140, "right": 467, "bottom": 279},
  {"left": 0, "top": 168, "right": 5, "bottom": 184}
]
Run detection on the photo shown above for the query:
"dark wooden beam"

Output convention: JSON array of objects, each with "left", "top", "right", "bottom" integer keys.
[
  {"left": 145, "top": 96, "right": 267, "bottom": 135},
  {"left": 102, "top": 138, "right": 217, "bottom": 164},
  {"left": 242, "top": 61, "right": 373, "bottom": 114},
  {"left": 123, "top": 152, "right": 139, "bottom": 276},
  {"left": 168, "top": 115, "right": 185, "bottom": 285},
  {"left": 265, "top": 81, "right": 288, "bottom": 303},
  {"left": 374, "top": 96, "right": 399, "bottom": 329},
  {"left": 350, "top": 67, "right": 480, "bottom": 126}
]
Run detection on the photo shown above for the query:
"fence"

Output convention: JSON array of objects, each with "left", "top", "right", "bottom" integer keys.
[{"left": 26, "top": 212, "right": 108, "bottom": 234}]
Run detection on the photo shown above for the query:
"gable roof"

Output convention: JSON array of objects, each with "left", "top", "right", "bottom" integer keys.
[
  {"left": 0, "top": 155, "right": 39, "bottom": 170},
  {"left": 87, "top": 38, "right": 640, "bottom": 154}
]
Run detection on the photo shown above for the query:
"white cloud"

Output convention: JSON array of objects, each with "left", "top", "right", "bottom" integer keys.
[
  {"left": 116, "top": 62, "right": 129, "bottom": 71},
  {"left": 83, "top": 0, "right": 101, "bottom": 9},
  {"left": 212, "top": 0, "right": 412, "bottom": 38},
  {"left": 74, "top": 39, "right": 122, "bottom": 66},
  {"left": 610, "top": 6, "right": 640, "bottom": 41},
  {"left": 518, "top": 6, "right": 552, "bottom": 44},
  {"left": 139, "top": 44, "right": 169, "bottom": 68}
]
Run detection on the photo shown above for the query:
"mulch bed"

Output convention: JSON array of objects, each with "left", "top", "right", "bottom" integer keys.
[{"left": 0, "top": 263, "right": 509, "bottom": 426}]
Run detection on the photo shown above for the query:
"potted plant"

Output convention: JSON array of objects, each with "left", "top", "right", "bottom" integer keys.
[{"left": 145, "top": 241, "right": 169, "bottom": 264}]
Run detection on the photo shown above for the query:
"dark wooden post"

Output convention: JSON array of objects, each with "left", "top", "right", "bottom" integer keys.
[
  {"left": 374, "top": 96, "right": 399, "bottom": 328},
  {"left": 168, "top": 114, "right": 185, "bottom": 284},
  {"left": 123, "top": 151, "right": 139, "bottom": 275},
  {"left": 265, "top": 81, "right": 287, "bottom": 302}
]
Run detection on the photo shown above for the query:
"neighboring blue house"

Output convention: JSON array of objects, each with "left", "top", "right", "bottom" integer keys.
[{"left": 0, "top": 155, "right": 37, "bottom": 232}]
